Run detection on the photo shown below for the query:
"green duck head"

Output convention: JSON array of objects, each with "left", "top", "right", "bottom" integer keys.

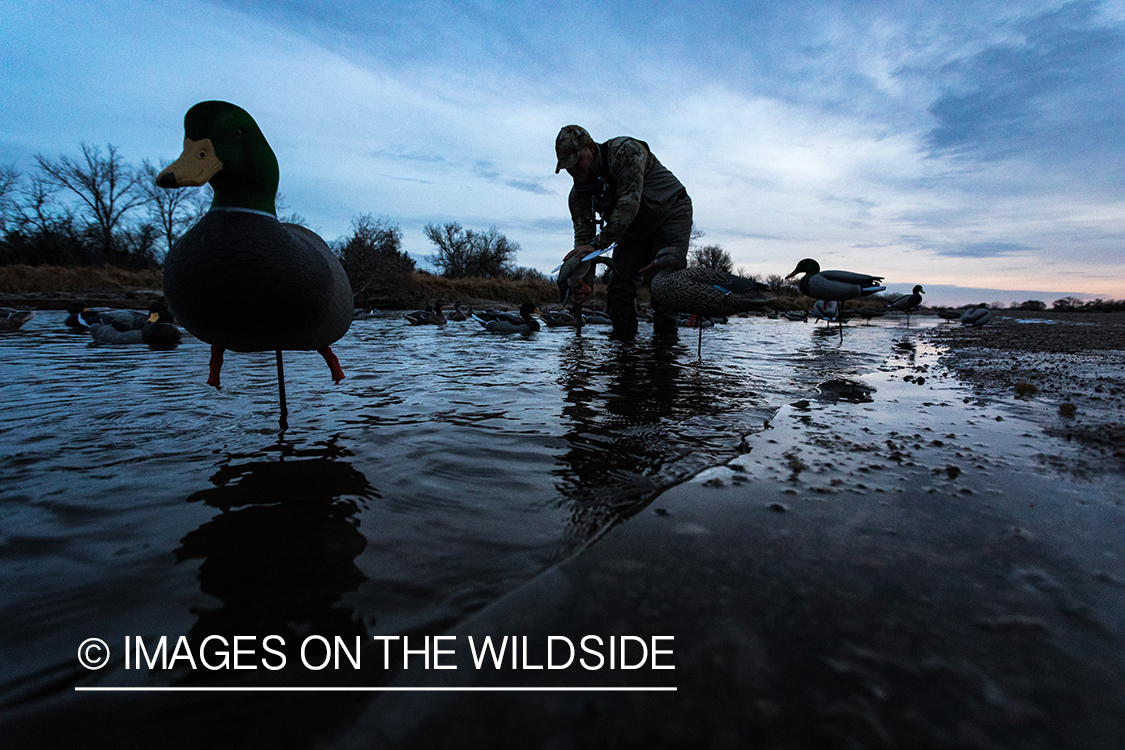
[
  {"left": 913, "top": 285, "right": 925, "bottom": 294},
  {"left": 156, "top": 101, "right": 279, "bottom": 215},
  {"left": 785, "top": 258, "right": 820, "bottom": 279}
]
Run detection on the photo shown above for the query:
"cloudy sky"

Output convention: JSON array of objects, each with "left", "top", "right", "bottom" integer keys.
[{"left": 2, "top": 0, "right": 1123, "bottom": 305}]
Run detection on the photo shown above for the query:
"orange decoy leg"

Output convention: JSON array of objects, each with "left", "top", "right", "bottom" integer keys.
[
  {"left": 207, "top": 345, "right": 225, "bottom": 389},
  {"left": 318, "top": 346, "right": 345, "bottom": 383}
]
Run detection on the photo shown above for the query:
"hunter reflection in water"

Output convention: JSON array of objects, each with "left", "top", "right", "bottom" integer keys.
[
  {"left": 554, "top": 334, "right": 770, "bottom": 544},
  {"left": 174, "top": 437, "right": 376, "bottom": 677}
]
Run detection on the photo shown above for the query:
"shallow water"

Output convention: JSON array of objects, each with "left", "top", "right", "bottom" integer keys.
[{"left": 1, "top": 311, "right": 955, "bottom": 698}]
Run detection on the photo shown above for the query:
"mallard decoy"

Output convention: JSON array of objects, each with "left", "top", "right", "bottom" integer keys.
[
  {"left": 785, "top": 259, "right": 885, "bottom": 301},
  {"left": 582, "top": 309, "right": 613, "bottom": 325},
  {"left": 474, "top": 302, "right": 540, "bottom": 333},
  {"left": 784, "top": 310, "right": 808, "bottom": 322},
  {"left": 446, "top": 301, "right": 468, "bottom": 321},
  {"left": 641, "top": 257, "right": 773, "bottom": 356},
  {"left": 0, "top": 308, "right": 35, "bottom": 332},
  {"left": 812, "top": 299, "right": 841, "bottom": 324},
  {"left": 960, "top": 304, "right": 992, "bottom": 327},
  {"left": 90, "top": 308, "right": 181, "bottom": 346},
  {"left": 542, "top": 310, "right": 578, "bottom": 327},
  {"left": 856, "top": 306, "right": 886, "bottom": 324},
  {"left": 84, "top": 300, "right": 175, "bottom": 332},
  {"left": 937, "top": 308, "right": 962, "bottom": 322},
  {"left": 404, "top": 299, "right": 447, "bottom": 325},
  {"left": 157, "top": 101, "right": 352, "bottom": 428},
  {"left": 888, "top": 285, "right": 925, "bottom": 323}
]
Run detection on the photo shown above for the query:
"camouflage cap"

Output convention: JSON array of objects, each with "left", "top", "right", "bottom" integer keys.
[{"left": 555, "top": 124, "right": 592, "bottom": 173}]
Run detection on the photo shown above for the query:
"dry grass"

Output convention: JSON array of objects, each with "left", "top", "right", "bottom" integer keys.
[{"left": 0, "top": 264, "right": 162, "bottom": 293}]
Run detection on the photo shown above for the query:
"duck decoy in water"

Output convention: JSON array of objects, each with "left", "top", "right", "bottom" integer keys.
[
  {"left": 937, "top": 308, "right": 962, "bottom": 322},
  {"left": 581, "top": 309, "right": 613, "bottom": 326},
  {"left": 960, "top": 303, "right": 993, "bottom": 327},
  {"left": 888, "top": 285, "right": 925, "bottom": 323},
  {"left": 90, "top": 308, "right": 181, "bottom": 347},
  {"left": 446, "top": 301, "right": 468, "bottom": 322},
  {"left": 786, "top": 258, "right": 885, "bottom": 337},
  {"left": 403, "top": 299, "right": 447, "bottom": 325},
  {"left": 0, "top": 308, "right": 35, "bottom": 332},
  {"left": 542, "top": 309, "right": 578, "bottom": 327},
  {"left": 642, "top": 257, "right": 773, "bottom": 356},
  {"left": 84, "top": 300, "right": 175, "bottom": 332},
  {"left": 473, "top": 302, "right": 540, "bottom": 333},
  {"left": 157, "top": 101, "right": 352, "bottom": 428},
  {"left": 784, "top": 310, "right": 808, "bottom": 322},
  {"left": 856, "top": 306, "right": 886, "bottom": 324}
]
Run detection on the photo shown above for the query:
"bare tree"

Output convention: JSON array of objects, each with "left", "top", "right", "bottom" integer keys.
[
  {"left": 424, "top": 222, "right": 519, "bottom": 279},
  {"left": 335, "top": 214, "right": 414, "bottom": 305},
  {"left": 0, "top": 166, "right": 19, "bottom": 233},
  {"left": 140, "top": 160, "right": 211, "bottom": 260},
  {"left": 689, "top": 243, "right": 734, "bottom": 272},
  {"left": 35, "top": 143, "right": 147, "bottom": 254}
]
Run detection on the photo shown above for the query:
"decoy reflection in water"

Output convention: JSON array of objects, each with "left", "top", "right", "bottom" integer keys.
[
  {"left": 174, "top": 441, "right": 375, "bottom": 678},
  {"left": 0, "top": 308, "right": 35, "bottom": 332},
  {"left": 642, "top": 256, "right": 773, "bottom": 357},
  {"left": 157, "top": 101, "right": 352, "bottom": 428},
  {"left": 474, "top": 302, "right": 541, "bottom": 333},
  {"left": 888, "top": 284, "right": 925, "bottom": 323},
  {"left": 960, "top": 303, "right": 993, "bottom": 327}
]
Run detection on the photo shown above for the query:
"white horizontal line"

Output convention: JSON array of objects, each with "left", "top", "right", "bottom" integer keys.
[{"left": 76, "top": 686, "right": 677, "bottom": 693}]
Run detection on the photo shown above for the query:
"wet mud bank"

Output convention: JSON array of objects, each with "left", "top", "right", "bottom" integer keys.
[{"left": 337, "top": 323, "right": 1125, "bottom": 749}]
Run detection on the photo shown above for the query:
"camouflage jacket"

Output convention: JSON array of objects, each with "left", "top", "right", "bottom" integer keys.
[{"left": 568, "top": 137, "right": 687, "bottom": 251}]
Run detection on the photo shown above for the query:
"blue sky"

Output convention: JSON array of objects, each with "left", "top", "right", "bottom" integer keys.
[{"left": 2, "top": 0, "right": 1123, "bottom": 305}]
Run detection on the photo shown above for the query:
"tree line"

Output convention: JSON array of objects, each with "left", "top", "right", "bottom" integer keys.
[{"left": 0, "top": 142, "right": 545, "bottom": 287}]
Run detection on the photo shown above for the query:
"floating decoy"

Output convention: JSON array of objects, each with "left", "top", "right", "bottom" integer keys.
[
  {"left": 784, "top": 310, "right": 808, "bottom": 322},
  {"left": 352, "top": 308, "right": 374, "bottom": 320},
  {"left": 0, "top": 308, "right": 35, "bottom": 332},
  {"left": 888, "top": 284, "right": 925, "bottom": 323},
  {"left": 542, "top": 310, "right": 578, "bottom": 327},
  {"left": 474, "top": 302, "right": 540, "bottom": 333},
  {"left": 641, "top": 257, "right": 773, "bottom": 356},
  {"left": 446, "top": 301, "right": 468, "bottom": 321},
  {"left": 582, "top": 309, "right": 613, "bottom": 325},
  {"left": 84, "top": 300, "right": 175, "bottom": 332},
  {"left": 90, "top": 308, "right": 181, "bottom": 346},
  {"left": 64, "top": 302, "right": 92, "bottom": 330},
  {"left": 404, "top": 299, "right": 447, "bottom": 325},
  {"left": 157, "top": 101, "right": 352, "bottom": 429},
  {"left": 960, "top": 304, "right": 993, "bottom": 327}
]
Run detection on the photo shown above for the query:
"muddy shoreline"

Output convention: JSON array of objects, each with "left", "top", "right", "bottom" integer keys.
[{"left": 924, "top": 310, "right": 1125, "bottom": 464}]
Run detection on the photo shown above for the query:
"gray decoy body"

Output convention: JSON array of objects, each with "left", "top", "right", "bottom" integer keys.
[
  {"left": 960, "top": 304, "right": 993, "bottom": 327},
  {"left": 646, "top": 260, "right": 773, "bottom": 318},
  {"left": 474, "top": 302, "right": 540, "bottom": 333},
  {"left": 0, "top": 308, "right": 35, "bottom": 332},
  {"left": 889, "top": 285, "right": 925, "bottom": 314},
  {"left": 786, "top": 258, "right": 886, "bottom": 301}
]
